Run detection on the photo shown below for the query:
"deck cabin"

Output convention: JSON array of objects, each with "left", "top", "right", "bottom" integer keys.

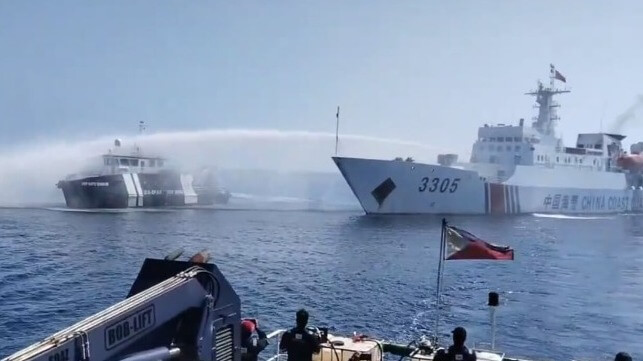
[
  {"left": 469, "top": 123, "right": 625, "bottom": 173},
  {"left": 93, "top": 138, "right": 170, "bottom": 175},
  {"left": 101, "top": 154, "right": 168, "bottom": 175}
]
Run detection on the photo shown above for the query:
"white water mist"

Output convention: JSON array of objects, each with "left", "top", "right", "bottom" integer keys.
[{"left": 0, "top": 129, "right": 443, "bottom": 206}]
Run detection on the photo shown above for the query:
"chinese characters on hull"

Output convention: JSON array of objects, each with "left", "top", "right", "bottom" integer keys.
[{"left": 543, "top": 194, "right": 629, "bottom": 212}]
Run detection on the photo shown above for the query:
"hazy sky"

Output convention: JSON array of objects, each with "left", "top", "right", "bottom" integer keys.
[{"left": 2, "top": 1, "right": 643, "bottom": 155}]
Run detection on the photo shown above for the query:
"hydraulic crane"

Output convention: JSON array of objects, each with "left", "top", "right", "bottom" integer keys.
[{"left": 2, "top": 255, "right": 241, "bottom": 361}]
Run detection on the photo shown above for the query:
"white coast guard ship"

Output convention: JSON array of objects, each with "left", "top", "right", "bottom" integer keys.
[{"left": 334, "top": 65, "right": 643, "bottom": 215}]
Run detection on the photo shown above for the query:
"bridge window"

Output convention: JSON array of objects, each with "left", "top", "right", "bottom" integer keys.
[
  {"left": 120, "top": 159, "right": 128, "bottom": 166},
  {"left": 515, "top": 145, "right": 521, "bottom": 152},
  {"left": 141, "top": 161, "right": 145, "bottom": 167},
  {"left": 594, "top": 144, "right": 601, "bottom": 149},
  {"left": 158, "top": 160, "right": 164, "bottom": 167},
  {"left": 505, "top": 137, "right": 512, "bottom": 142},
  {"left": 556, "top": 156, "right": 559, "bottom": 162},
  {"left": 490, "top": 137, "right": 496, "bottom": 142},
  {"left": 498, "top": 138, "right": 504, "bottom": 142},
  {"left": 130, "top": 159, "right": 139, "bottom": 166},
  {"left": 150, "top": 159, "right": 156, "bottom": 167},
  {"left": 514, "top": 137, "right": 522, "bottom": 142}
]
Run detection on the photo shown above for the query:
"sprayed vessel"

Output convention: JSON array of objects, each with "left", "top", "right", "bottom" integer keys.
[
  {"left": 56, "top": 136, "right": 231, "bottom": 209},
  {"left": 334, "top": 65, "right": 643, "bottom": 215}
]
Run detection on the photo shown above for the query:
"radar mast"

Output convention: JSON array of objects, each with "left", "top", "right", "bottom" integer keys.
[{"left": 525, "top": 64, "right": 570, "bottom": 137}]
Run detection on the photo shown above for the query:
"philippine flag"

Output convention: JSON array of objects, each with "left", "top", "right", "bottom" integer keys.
[{"left": 444, "top": 225, "right": 514, "bottom": 261}]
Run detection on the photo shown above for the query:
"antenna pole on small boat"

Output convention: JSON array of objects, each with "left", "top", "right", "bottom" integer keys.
[
  {"left": 139, "top": 121, "right": 146, "bottom": 135},
  {"left": 488, "top": 292, "right": 499, "bottom": 350},
  {"left": 433, "top": 218, "right": 447, "bottom": 345}
]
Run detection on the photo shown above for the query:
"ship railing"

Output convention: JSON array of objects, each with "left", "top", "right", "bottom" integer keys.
[
  {"left": 263, "top": 329, "right": 288, "bottom": 361},
  {"left": 263, "top": 329, "right": 380, "bottom": 361},
  {"left": 261, "top": 330, "right": 539, "bottom": 361}
]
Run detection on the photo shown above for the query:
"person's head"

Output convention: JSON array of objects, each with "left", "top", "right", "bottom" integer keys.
[
  {"left": 241, "top": 320, "right": 255, "bottom": 338},
  {"left": 452, "top": 327, "right": 467, "bottom": 347},
  {"left": 296, "top": 309, "right": 309, "bottom": 328},
  {"left": 615, "top": 353, "right": 632, "bottom": 361}
]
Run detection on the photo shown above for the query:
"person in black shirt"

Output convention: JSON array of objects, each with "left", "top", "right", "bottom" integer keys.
[
  {"left": 279, "top": 309, "right": 321, "bottom": 361},
  {"left": 614, "top": 352, "right": 632, "bottom": 361},
  {"left": 445, "top": 327, "right": 476, "bottom": 361},
  {"left": 240, "top": 319, "right": 268, "bottom": 361},
  {"left": 434, "top": 327, "right": 476, "bottom": 361}
]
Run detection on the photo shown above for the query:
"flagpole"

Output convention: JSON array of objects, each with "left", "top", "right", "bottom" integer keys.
[
  {"left": 335, "top": 106, "right": 340, "bottom": 156},
  {"left": 434, "top": 218, "right": 446, "bottom": 344}
]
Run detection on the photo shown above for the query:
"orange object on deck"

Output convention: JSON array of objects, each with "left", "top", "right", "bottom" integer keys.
[
  {"left": 188, "top": 249, "right": 211, "bottom": 263},
  {"left": 617, "top": 154, "right": 643, "bottom": 171}
]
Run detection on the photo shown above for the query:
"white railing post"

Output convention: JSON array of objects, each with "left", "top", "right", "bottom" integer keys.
[{"left": 265, "top": 329, "right": 287, "bottom": 361}]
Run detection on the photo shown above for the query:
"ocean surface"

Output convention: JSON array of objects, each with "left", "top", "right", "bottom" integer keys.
[{"left": 1, "top": 206, "right": 642, "bottom": 361}]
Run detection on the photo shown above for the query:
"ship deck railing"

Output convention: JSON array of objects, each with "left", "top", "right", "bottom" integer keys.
[
  {"left": 263, "top": 329, "right": 383, "bottom": 361},
  {"left": 264, "top": 329, "right": 287, "bottom": 361},
  {"left": 261, "top": 330, "right": 540, "bottom": 361}
]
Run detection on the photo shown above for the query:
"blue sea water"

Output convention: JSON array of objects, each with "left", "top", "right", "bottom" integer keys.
[{"left": 1, "top": 207, "right": 642, "bottom": 361}]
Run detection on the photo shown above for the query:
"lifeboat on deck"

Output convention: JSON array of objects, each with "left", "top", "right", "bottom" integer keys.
[{"left": 617, "top": 153, "right": 643, "bottom": 171}]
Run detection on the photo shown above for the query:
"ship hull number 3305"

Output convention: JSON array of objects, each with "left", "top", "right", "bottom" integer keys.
[{"left": 418, "top": 177, "right": 461, "bottom": 193}]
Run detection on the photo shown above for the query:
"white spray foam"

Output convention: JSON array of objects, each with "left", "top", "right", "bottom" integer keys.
[
  {"left": 0, "top": 128, "right": 444, "bottom": 205},
  {"left": 532, "top": 213, "right": 611, "bottom": 220}
]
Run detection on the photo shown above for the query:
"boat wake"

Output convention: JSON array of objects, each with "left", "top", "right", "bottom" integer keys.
[
  {"left": 226, "top": 192, "right": 360, "bottom": 211},
  {"left": 531, "top": 213, "right": 612, "bottom": 220},
  {"left": 44, "top": 207, "right": 177, "bottom": 213}
]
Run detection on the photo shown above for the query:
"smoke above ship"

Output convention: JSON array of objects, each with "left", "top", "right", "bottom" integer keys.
[{"left": 609, "top": 95, "right": 643, "bottom": 135}]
